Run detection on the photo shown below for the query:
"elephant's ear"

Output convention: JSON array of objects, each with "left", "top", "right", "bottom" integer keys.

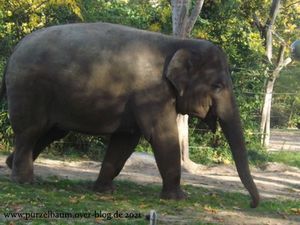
[{"left": 166, "top": 49, "right": 191, "bottom": 96}]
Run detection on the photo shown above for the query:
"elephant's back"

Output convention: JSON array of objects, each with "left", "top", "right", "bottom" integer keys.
[
  {"left": 11, "top": 22, "right": 173, "bottom": 57},
  {"left": 6, "top": 22, "right": 173, "bottom": 79}
]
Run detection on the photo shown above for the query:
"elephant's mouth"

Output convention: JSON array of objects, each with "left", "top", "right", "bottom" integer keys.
[
  {"left": 202, "top": 106, "right": 218, "bottom": 133},
  {"left": 190, "top": 111, "right": 207, "bottom": 119},
  {"left": 189, "top": 105, "right": 211, "bottom": 119}
]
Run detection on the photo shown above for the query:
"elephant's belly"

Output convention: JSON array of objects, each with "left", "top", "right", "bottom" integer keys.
[
  {"left": 57, "top": 113, "right": 121, "bottom": 135},
  {"left": 52, "top": 100, "right": 137, "bottom": 135}
]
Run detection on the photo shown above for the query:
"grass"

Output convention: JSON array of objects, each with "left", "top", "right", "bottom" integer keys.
[
  {"left": 0, "top": 176, "right": 299, "bottom": 225},
  {"left": 268, "top": 151, "right": 300, "bottom": 168},
  {"left": 1, "top": 145, "right": 299, "bottom": 224}
]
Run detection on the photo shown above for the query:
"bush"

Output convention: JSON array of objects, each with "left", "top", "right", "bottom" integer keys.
[
  {"left": 81, "top": 0, "right": 172, "bottom": 33},
  {"left": 43, "top": 133, "right": 108, "bottom": 161},
  {"left": 0, "top": 58, "right": 13, "bottom": 151}
]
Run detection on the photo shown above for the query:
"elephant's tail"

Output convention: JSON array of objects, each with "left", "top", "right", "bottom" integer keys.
[{"left": 0, "top": 63, "right": 7, "bottom": 103}]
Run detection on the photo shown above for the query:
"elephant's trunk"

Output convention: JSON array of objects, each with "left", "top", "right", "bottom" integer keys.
[{"left": 218, "top": 93, "right": 260, "bottom": 208}]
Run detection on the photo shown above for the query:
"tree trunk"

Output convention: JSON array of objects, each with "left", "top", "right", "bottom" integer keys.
[
  {"left": 170, "top": 0, "right": 204, "bottom": 170},
  {"left": 260, "top": 44, "right": 292, "bottom": 147},
  {"left": 264, "top": 0, "right": 281, "bottom": 62},
  {"left": 176, "top": 114, "right": 189, "bottom": 161},
  {"left": 260, "top": 78, "right": 275, "bottom": 146}
]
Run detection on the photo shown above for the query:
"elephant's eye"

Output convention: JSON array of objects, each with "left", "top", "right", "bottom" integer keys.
[{"left": 211, "top": 83, "right": 223, "bottom": 92}]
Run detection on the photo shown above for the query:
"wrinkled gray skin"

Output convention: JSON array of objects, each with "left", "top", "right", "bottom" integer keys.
[{"left": 0, "top": 22, "right": 259, "bottom": 207}]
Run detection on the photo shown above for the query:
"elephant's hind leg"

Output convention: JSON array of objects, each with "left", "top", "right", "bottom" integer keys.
[
  {"left": 11, "top": 127, "right": 43, "bottom": 183},
  {"left": 93, "top": 131, "right": 141, "bottom": 193},
  {"left": 6, "top": 153, "right": 14, "bottom": 169},
  {"left": 6, "top": 127, "right": 68, "bottom": 169}
]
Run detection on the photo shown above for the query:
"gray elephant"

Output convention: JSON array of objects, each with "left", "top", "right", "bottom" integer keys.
[{"left": 0, "top": 22, "right": 259, "bottom": 207}]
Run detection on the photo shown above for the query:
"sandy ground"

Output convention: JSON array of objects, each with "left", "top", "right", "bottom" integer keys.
[
  {"left": 269, "top": 129, "right": 300, "bottom": 151},
  {"left": 0, "top": 153, "right": 299, "bottom": 225}
]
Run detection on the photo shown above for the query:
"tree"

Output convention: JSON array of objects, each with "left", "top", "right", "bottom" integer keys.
[
  {"left": 254, "top": 0, "right": 298, "bottom": 146},
  {"left": 171, "top": 0, "right": 204, "bottom": 38},
  {"left": 169, "top": 0, "right": 205, "bottom": 170}
]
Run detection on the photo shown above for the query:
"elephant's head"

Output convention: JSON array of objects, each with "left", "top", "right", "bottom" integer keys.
[{"left": 166, "top": 44, "right": 260, "bottom": 208}]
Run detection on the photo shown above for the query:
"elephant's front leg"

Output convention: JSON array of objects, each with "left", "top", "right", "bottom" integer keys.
[
  {"left": 149, "top": 116, "right": 187, "bottom": 200},
  {"left": 94, "top": 131, "right": 141, "bottom": 193}
]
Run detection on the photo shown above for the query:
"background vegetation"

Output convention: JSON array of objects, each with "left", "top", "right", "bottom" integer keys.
[{"left": 0, "top": 0, "right": 299, "bottom": 164}]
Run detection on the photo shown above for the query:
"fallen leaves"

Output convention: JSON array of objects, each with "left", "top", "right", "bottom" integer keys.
[
  {"left": 68, "top": 195, "right": 86, "bottom": 204},
  {"left": 290, "top": 208, "right": 300, "bottom": 215},
  {"left": 203, "top": 205, "right": 218, "bottom": 214},
  {"left": 10, "top": 204, "right": 23, "bottom": 212}
]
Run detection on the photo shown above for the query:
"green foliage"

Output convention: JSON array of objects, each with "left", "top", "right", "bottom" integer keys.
[
  {"left": 81, "top": 0, "right": 172, "bottom": 33},
  {"left": 188, "top": 118, "right": 232, "bottom": 165},
  {"left": 247, "top": 147, "right": 269, "bottom": 166},
  {"left": 43, "top": 133, "right": 108, "bottom": 161},
  {"left": 0, "top": 58, "right": 13, "bottom": 151},
  {"left": 197, "top": 0, "right": 265, "bottom": 66},
  {"left": 0, "top": 0, "right": 82, "bottom": 56},
  {"left": 135, "top": 138, "right": 152, "bottom": 153},
  {"left": 0, "top": 109, "right": 13, "bottom": 151}
]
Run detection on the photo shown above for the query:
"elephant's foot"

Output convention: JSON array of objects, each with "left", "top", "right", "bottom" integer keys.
[
  {"left": 160, "top": 187, "right": 187, "bottom": 200},
  {"left": 6, "top": 153, "right": 14, "bottom": 169},
  {"left": 93, "top": 181, "right": 116, "bottom": 194},
  {"left": 11, "top": 168, "right": 34, "bottom": 184}
]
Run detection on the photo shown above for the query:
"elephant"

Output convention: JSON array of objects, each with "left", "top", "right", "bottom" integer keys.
[{"left": 0, "top": 22, "right": 259, "bottom": 208}]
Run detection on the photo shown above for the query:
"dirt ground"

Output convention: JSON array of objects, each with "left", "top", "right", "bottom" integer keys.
[
  {"left": 269, "top": 129, "right": 300, "bottom": 151},
  {"left": 0, "top": 153, "right": 299, "bottom": 225}
]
